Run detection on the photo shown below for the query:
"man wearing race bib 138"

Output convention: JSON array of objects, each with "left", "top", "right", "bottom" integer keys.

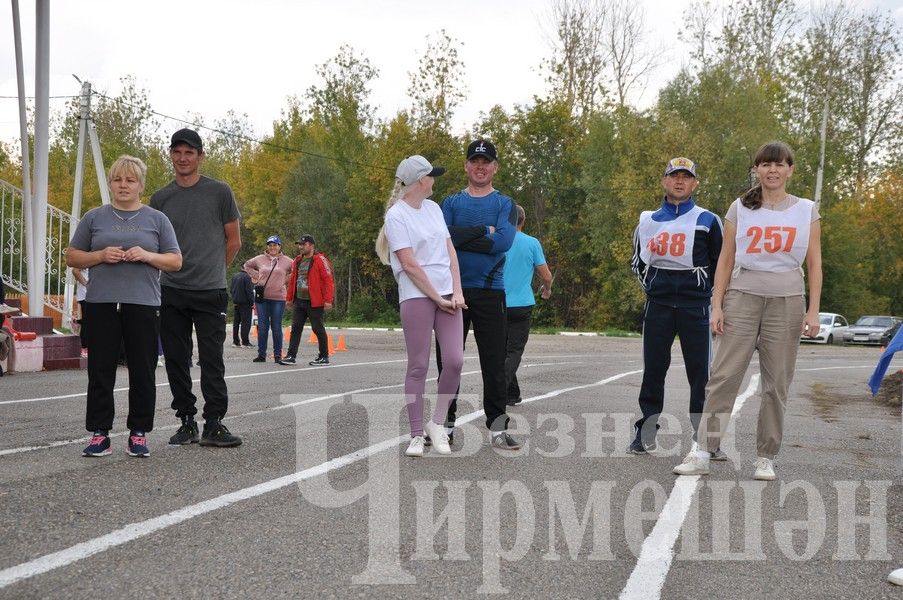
[
  {"left": 629, "top": 157, "right": 723, "bottom": 455},
  {"left": 674, "top": 141, "right": 822, "bottom": 481}
]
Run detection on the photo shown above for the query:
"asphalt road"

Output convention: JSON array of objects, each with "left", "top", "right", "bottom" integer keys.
[{"left": 0, "top": 330, "right": 900, "bottom": 599}]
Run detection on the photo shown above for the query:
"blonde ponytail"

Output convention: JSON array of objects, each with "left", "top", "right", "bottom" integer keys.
[{"left": 375, "top": 179, "right": 405, "bottom": 265}]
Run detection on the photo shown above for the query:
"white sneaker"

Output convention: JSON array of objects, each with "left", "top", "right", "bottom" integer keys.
[
  {"left": 753, "top": 457, "right": 775, "bottom": 481},
  {"left": 424, "top": 420, "right": 450, "bottom": 455},
  {"left": 673, "top": 453, "right": 710, "bottom": 476},
  {"left": 405, "top": 436, "right": 425, "bottom": 457}
]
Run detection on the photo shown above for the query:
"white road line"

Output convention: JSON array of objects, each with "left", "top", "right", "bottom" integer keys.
[
  {"left": 520, "top": 370, "right": 643, "bottom": 405},
  {"left": 0, "top": 368, "right": 638, "bottom": 590},
  {"left": 0, "top": 354, "right": 604, "bottom": 407},
  {"left": 0, "top": 359, "right": 409, "bottom": 406},
  {"left": 618, "top": 374, "right": 760, "bottom": 600},
  {"left": 618, "top": 476, "right": 700, "bottom": 600},
  {"left": 796, "top": 364, "right": 876, "bottom": 372},
  {"left": 0, "top": 361, "right": 586, "bottom": 457}
]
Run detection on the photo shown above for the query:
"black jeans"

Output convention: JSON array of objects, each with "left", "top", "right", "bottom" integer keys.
[
  {"left": 160, "top": 286, "right": 229, "bottom": 421},
  {"left": 438, "top": 288, "right": 509, "bottom": 432},
  {"left": 635, "top": 300, "right": 711, "bottom": 443},
  {"left": 84, "top": 302, "right": 159, "bottom": 432},
  {"left": 232, "top": 302, "right": 253, "bottom": 345},
  {"left": 504, "top": 306, "right": 533, "bottom": 402},
  {"left": 286, "top": 298, "right": 327, "bottom": 359}
]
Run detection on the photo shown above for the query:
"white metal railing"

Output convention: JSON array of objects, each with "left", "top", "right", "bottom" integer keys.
[
  {"left": 0, "top": 178, "right": 27, "bottom": 293},
  {"left": 0, "top": 178, "right": 76, "bottom": 327}
]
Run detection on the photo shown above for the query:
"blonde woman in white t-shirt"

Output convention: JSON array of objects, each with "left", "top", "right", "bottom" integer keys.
[
  {"left": 376, "top": 155, "right": 466, "bottom": 457},
  {"left": 674, "top": 141, "right": 822, "bottom": 481}
]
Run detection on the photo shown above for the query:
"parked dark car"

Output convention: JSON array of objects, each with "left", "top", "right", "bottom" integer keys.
[{"left": 842, "top": 315, "right": 902, "bottom": 346}]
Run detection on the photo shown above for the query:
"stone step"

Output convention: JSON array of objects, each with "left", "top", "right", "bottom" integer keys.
[
  {"left": 11, "top": 315, "right": 53, "bottom": 335},
  {"left": 42, "top": 333, "right": 81, "bottom": 359},
  {"left": 44, "top": 356, "right": 87, "bottom": 370}
]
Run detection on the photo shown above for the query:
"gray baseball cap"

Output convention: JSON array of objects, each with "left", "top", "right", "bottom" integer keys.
[{"left": 395, "top": 155, "right": 445, "bottom": 186}]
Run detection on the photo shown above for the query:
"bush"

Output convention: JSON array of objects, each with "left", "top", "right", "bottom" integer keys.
[{"left": 343, "top": 295, "right": 400, "bottom": 326}]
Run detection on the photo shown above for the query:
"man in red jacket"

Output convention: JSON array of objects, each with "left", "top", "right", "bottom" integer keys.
[{"left": 282, "top": 234, "right": 335, "bottom": 365}]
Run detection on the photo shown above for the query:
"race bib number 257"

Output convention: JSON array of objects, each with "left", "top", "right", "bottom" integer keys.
[{"left": 745, "top": 226, "right": 797, "bottom": 254}]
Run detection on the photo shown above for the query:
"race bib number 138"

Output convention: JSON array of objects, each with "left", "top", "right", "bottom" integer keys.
[{"left": 647, "top": 232, "right": 686, "bottom": 257}]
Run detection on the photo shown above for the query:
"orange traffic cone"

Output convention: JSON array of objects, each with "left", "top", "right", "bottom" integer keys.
[
  {"left": 251, "top": 325, "right": 258, "bottom": 339},
  {"left": 335, "top": 335, "right": 347, "bottom": 352},
  {"left": 308, "top": 331, "right": 317, "bottom": 344},
  {"left": 327, "top": 334, "right": 336, "bottom": 356}
]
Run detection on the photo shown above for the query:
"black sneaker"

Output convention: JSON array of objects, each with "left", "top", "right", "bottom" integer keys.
[
  {"left": 200, "top": 418, "right": 242, "bottom": 447},
  {"left": 309, "top": 356, "right": 330, "bottom": 366},
  {"left": 252, "top": 355, "right": 266, "bottom": 363},
  {"left": 168, "top": 418, "right": 200, "bottom": 445},
  {"left": 274, "top": 356, "right": 284, "bottom": 365},
  {"left": 281, "top": 356, "right": 296, "bottom": 364},
  {"left": 242, "top": 343, "right": 254, "bottom": 348},
  {"left": 491, "top": 432, "right": 522, "bottom": 450},
  {"left": 627, "top": 437, "right": 656, "bottom": 455},
  {"left": 506, "top": 397, "right": 522, "bottom": 406}
]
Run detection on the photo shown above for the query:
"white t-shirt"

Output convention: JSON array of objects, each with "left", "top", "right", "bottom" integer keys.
[
  {"left": 384, "top": 198, "right": 453, "bottom": 303},
  {"left": 76, "top": 268, "right": 89, "bottom": 302}
]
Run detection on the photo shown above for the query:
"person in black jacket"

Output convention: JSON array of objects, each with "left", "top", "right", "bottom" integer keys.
[
  {"left": 629, "top": 157, "right": 723, "bottom": 455},
  {"left": 230, "top": 269, "right": 254, "bottom": 348}
]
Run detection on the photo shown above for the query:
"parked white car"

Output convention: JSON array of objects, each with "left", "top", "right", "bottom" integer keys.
[{"left": 801, "top": 312, "right": 848, "bottom": 345}]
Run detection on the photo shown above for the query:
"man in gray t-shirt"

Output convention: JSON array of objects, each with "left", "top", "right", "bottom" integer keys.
[{"left": 150, "top": 128, "right": 243, "bottom": 448}]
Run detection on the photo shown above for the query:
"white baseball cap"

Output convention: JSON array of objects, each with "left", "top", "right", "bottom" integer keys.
[{"left": 395, "top": 155, "right": 445, "bottom": 186}]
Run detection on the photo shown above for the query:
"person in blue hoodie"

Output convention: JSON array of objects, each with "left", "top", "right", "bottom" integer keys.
[{"left": 629, "top": 157, "right": 723, "bottom": 455}]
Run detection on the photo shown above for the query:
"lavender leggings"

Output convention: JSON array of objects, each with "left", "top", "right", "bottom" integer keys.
[{"left": 400, "top": 297, "right": 464, "bottom": 437}]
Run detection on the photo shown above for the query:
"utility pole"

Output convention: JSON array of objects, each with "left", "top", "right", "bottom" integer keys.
[
  {"left": 70, "top": 77, "right": 110, "bottom": 217},
  {"left": 11, "top": 0, "right": 34, "bottom": 308},
  {"left": 30, "top": 0, "right": 50, "bottom": 318},
  {"left": 63, "top": 78, "right": 109, "bottom": 329}
]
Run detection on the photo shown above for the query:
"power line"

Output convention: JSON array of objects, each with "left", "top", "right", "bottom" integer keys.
[{"left": 91, "top": 91, "right": 396, "bottom": 174}]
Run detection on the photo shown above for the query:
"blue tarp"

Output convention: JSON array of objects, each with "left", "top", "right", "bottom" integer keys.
[{"left": 868, "top": 326, "right": 903, "bottom": 396}]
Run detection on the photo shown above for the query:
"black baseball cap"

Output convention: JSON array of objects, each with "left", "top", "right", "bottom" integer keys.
[
  {"left": 467, "top": 139, "right": 497, "bottom": 161},
  {"left": 170, "top": 128, "right": 203, "bottom": 151},
  {"left": 296, "top": 234, "right": 315, "bottom": 245}
]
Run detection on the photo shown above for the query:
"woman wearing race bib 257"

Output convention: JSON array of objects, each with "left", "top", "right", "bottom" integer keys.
[{"left": 674, "top": 141, "right": 822, "bottom": 481}]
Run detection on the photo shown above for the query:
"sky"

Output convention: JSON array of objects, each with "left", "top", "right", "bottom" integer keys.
[{"left": 1, "top": 0, "right": 902, "bottom": 150}]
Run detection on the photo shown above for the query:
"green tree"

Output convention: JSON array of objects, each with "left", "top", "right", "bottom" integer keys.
[
  {"left": 408, "top": 30, "right": 467, "bottom": 133},
  {"left": 543, "top": 0, "right": 610, "bottom": 121}
]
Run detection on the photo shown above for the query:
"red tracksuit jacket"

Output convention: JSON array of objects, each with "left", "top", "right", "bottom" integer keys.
[{"left": 285, "top": 251, "right": 335, "bottom": 308}]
